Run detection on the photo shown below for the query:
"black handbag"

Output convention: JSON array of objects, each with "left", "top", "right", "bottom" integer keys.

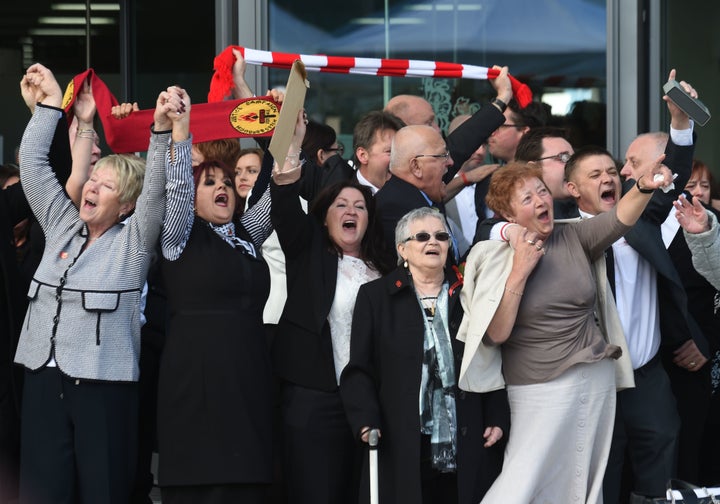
[{"left": 629, "top": 479, "right": 720, "bottom": 503}]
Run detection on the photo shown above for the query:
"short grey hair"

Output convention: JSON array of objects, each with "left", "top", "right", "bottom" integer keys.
[{"left": 394, "top": 207, "right": 446, "bottom": 264}]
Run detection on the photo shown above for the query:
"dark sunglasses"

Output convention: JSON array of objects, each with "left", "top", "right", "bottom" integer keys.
[{"left": 403, "top": 231, "right": 450, "bottom": 243}]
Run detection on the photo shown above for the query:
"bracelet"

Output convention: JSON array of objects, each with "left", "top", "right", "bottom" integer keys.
[
  {"left": 505, "top": 287, "right": 523, "bottom": 297},
  {"left": 460, "top": 171, "right": 470, "bottom": 186},
  {"left": 492, "top": 97, "right": 508, "bottom": 113},
  {"left": 76, "top": 128, "right": 95, "bottom": 139},
  {"left": 636, "top": 175, "right": 654, "bottom": 194},
  {"left": 284, "top": 156, "right": 305, "bottom": 169},
  {"left": 499, "top": 222, "right": 515, "bottom": 242}
]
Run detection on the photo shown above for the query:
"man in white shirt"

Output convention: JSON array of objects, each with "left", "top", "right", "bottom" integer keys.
[
  {"left": 565, "top": 71, "right": 706, "bottom": 500},
  {"left": 352, "top": 111, "right": 404, "bottom": 194}
]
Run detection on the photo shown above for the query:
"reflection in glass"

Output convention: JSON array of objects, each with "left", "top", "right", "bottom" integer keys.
[{"left": 269, "top": 0, "right": 606, "bottom": 148}]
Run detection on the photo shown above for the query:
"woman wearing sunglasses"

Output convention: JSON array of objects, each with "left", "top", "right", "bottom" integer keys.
[{"left": 341, "top": 206, "right": 509, "bottom": 504}]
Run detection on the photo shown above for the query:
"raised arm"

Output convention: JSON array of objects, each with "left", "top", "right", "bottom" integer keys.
[
  {"left": 18, "top": 64, "right": 76, "bottom": 235},
  {"left": 65, "top": 78, "right": 98, "bottom": 207},
  {"left": 616, "top": 154, "right": 673, "bottom": 226},
  {"left": 231, "top": 48, "right": 254, "bottom": 100},
  {"left": 158, "top": 87, "right": 195, "bottom": 261},
  {"left": 444, "top": 66, "right": 510, "bottom": 180},
  {"left": 236, "top": 101, "right": 301, "bottom": 248},
  {"left": 675, "top": 195, "right": 720, "bottom": 290}
]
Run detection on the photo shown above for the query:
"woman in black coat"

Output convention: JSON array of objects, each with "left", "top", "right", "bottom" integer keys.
[
  {"left": 270, "top": 176, "right": 392, "bottom": 503},
  {"left": 341, "top": 206, "right": 509, "bottom": 504},
  {"left": 157, "top": 106, "right": 305, "bottom": 503}
]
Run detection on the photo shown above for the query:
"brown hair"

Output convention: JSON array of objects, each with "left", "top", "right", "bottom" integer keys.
[
  {"left": 486, "top": 162, "right": 545, "bottom": 219},
  {"left": 353, "top": 111, "right": 404, "bottom": 153},
  {"left": 194, "top": 139, "right": 241, "bottom": 168},
  {"left": 236, "top": 147, "right": 264, "bottom": 166},
  {"left": 515, "top": 127, "right": 569, "bottom": 162}
]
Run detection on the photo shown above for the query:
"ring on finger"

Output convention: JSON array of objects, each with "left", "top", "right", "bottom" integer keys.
[
  {"left": 527, "top": 239, "right": 535, "bottom": 245},
  {"left": 535, "top": 244, "right": 543, "bottom": 251},
  {"left": 689, "top": 361, "right": 696, "bottom": 368}
]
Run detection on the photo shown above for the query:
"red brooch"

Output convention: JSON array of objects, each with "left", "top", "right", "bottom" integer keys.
[
  {"left": 395, "top": 280, "right": 402, "bottom": 288},
  {"left": 448, "top": 265, "right": 464, "bottom": 297}
]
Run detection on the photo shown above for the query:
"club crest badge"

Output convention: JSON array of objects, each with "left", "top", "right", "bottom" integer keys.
[{"left": 229, "top": 99, "right": 279, "bottom": 135}]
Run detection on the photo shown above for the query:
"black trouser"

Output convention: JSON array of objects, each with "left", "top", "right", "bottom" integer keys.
[
  {"left": 420, "top": 434, "right": 458, "bottom": 504},
  {"left": 662, "top": 349, "right": 711, "bottom": 485},
  {"left": 603, "top": 355, "right": 680, "bottom": 502},
  {"left": 161, "top": 483, "right": 266, "bottom": 504},
  {"left": 19, "top": 367, "right": 138, "bottom": 504},
  {"left": 281, "top": 383, "right": 359, "bottom": 504}
]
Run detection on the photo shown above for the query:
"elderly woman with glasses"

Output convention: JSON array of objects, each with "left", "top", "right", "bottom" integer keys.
[
  {"left": 341, "top": 206, "right": 509, "bottom": 504},
  {"left": 458, "top": 161, "right": 673, "bottom": 503}
]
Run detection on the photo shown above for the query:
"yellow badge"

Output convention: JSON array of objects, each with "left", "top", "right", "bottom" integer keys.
[
  {"left": 229, "top": 99, "right": 279, "bottom": 135},
  {"left": 61, "top": 79, "right": 75, "bottom": 110}
]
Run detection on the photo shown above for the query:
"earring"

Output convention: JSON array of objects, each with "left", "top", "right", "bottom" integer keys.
[{"left": 403, "top": 259, "right": 408, "bottom": 268}]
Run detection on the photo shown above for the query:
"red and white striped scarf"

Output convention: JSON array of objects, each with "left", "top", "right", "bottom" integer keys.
[{"left": 208, "top": 46, "right": 532, "bottom": 106}]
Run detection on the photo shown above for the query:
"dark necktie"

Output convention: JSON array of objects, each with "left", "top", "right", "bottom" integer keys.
[
  {"left": 605, "top": 246, "right": 616, "bottom": 298},
  {"left": 433, "top": 208, "right": 460, "bottom": 265}
]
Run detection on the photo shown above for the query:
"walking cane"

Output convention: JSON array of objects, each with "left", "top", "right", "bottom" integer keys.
[{"left": 368, "top": 428, "right": 380, "bottom": 504}]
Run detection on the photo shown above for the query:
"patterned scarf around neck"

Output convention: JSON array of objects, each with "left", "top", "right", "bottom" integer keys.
[
  {"left": 417, "top": 284, "right": 457, "bottom": 472},
  {"left": 208, "top": 221, "right": 257, "bottom": 257}
]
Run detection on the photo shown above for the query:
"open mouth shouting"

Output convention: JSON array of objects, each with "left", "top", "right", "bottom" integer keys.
[
  {"left": 536, "top": 208, "right": 551, "bottom": 223},
  {"left": 342, "top": 219, "right": 357, "bottom": 230},
  {"left": 601, "top": 187, "right": 617, "bottom": 205},
  {"left": 83, "top": 197, "right": 97, "bottom": 209},
  {"left": 214, "top": 193, "right": 229, "bottom": 206}
]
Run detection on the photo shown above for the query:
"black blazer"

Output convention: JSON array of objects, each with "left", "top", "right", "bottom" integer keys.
[
  {"left": 341, "top": 265, "right": 509, "bottom": 504},
  {"left": 375, "top": 175, "right": 432, "bottom": 252},
  {"left": 270, "top": 180, "right": 343, "bottom": 392},
  {"left": 298, "top": 155, "right": 355, "bottom": 205},
  {"left": 621, "top": 136, "right": 708, "bottom": 355},
  {"left": 444, "top": 103, "right": 505, "bottom": 182}
]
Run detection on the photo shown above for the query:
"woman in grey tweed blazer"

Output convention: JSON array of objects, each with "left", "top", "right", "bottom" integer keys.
[{"left": 15, "top": 63, "right": 188, "bottom": 504}]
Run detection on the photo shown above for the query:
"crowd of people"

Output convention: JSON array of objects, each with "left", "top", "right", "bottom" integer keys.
[{"left": 0, "top": 52, "right": 718, "bottom": 504}]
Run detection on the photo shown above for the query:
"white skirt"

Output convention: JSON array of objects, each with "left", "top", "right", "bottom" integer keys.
[{"left": 481, "top": 359, "right": 616, "bottom": 504}]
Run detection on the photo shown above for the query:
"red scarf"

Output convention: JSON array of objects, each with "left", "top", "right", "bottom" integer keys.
[{"left": 62, "top": 69, "right": 279, "bottom": 153}]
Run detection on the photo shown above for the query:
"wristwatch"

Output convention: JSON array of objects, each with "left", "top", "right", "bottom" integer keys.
[{"left": 492, "top": 98, "right": 508, "bottom": 113}]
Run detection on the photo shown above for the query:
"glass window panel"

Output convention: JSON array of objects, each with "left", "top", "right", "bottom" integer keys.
[{"left": 270, "top": 0, "right": 607, "bottom": 148}]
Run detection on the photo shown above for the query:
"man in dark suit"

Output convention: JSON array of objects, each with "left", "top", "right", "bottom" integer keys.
[
  {"left": 564, "top": 70, "right": 705, "bottom": 501},
  {"left": 384, "top": 66, "right": 512, "bottom": 178},
  {"left": 375, "top": 124, "right": 456, "bottom": 263}
]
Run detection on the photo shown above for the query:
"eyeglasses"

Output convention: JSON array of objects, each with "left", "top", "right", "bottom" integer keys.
[
  {"left": 537, "top": 151, "right": 572, "bottom": 164},
  {"left": 403, "top": 231, "right": 451, "bottom": 243},
  {"left": 325, "top": 145, "right": 344, "bottom": 156},
  {"left": 414, "top": 150, "right": 450, "bottom": 161}
]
